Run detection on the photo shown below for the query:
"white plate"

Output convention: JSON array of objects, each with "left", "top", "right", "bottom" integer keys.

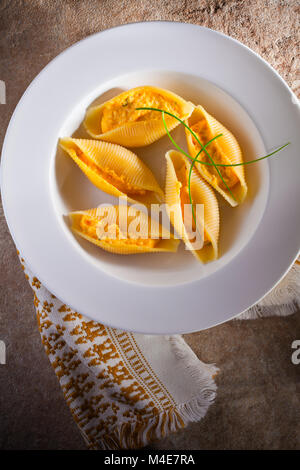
[{"left": 1, "top": 22, "right": 300, "bottom": 334}]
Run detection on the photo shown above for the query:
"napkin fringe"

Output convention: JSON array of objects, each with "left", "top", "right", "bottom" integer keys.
[
  {"left": 238, "top": 263, "right": 300, "bottom": 319},
  {"left": 168, "top": 335, "right": 218, "bottom": 422},
  {"left": 98, "top": 402, "right": 208, "bottom": 450},
  {"left": 95, "top": 410, "right": 185, "bottom": 450},
  {"left": 242, "top": 301, "right": 299, "bottom": 319},
  {"left": 88, "top": 335, "right": 218, "bottom": 450}
]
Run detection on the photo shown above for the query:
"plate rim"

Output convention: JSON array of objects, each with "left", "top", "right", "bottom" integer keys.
[{"left": 1, "top": 21, "right": 300, "bottom": 334}]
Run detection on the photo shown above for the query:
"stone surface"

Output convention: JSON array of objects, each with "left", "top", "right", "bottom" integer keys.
[{"left": 0, "top": 0, "right": 299, "bottom": 450}]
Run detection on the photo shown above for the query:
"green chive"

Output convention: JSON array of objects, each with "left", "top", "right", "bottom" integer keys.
[
  {"left": 136, "top": 106, "right": 290, "bottom": 238},
  {"left": 187, "top": 138, "right": 222, "bottom": 231},
  {"left": 139, "top": 106, "right": 236, "bottom": 202},
  {"left": 162, "top": 110, "right": 222, "bottom": 229},
  {"left": 136, "top": 107, "right": 290, "bottom": 167}
]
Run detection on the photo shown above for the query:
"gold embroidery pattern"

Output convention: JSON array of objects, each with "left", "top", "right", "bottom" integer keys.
[{"left": 19, "top": 258, "right": 184, "bottom": 449}]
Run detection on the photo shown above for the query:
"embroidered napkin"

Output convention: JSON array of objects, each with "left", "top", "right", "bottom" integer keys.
[
  {"left": 19, "top": 252, "right": 299, "bottom": 450},
  {"left": 19, "top": 255, "right": 218, "bottom": 450},
  {"left": 239, "top": 259, "right": 300, "bottom": 319}
]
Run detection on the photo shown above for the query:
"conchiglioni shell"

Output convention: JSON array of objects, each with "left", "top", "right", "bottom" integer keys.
[
  {"left": 165, "top": 150, "right": 219, "bottom": 263},
  {"left": 84, "top": 86, "right": 194, "bottom": 147},
  {"left": 69, "top": 206, "right": 180, "bottom": 255},
  {"left": 185, "top": 105, "right": 247, "bottom": 207},
  {"left": 59, "top": 137, "right": 164, "bottom": 206}
]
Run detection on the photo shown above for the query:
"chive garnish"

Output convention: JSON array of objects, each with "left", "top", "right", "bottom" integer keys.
[
  {"left": 135, "top": 106, "right": 290, "bottom": 238},
  {"left": 161, "top": 110, "right": 222, "bottom": 229},
  {"left": 138, "top": 106, "right": 236, "bottom": 202},
  {"left": 187, "top": 136, "right": 223, "bottom": 231},
  {"left": 136, "top": 107, "right": 290, "bottom": 168}
]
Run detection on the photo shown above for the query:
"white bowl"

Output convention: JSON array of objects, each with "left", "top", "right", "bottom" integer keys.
[{"left": 1, "top": 22, "right": 299, "bottom": 333}]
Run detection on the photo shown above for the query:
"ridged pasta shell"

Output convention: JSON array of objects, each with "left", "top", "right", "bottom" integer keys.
[
  {"left": 185, "top": 105, "right": 247, "bottom": 206},
  {"left": 165, "top": 150, "right": 219, "bottom": 263},
  {"left": 83, "top": 86, "right": 194, "bottom": 147},
  {"left": 69, "top": 206, "right": 180, "bottom": 255},
  {"left": 59, "top": 137, "right": 164, "bottom": 206}
]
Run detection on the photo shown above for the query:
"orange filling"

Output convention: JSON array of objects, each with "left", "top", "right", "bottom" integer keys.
[
  {"left": 75, "top": 148, "right": 146, "bottom": 196},
  {"left": 101, "top": 89, "right": 181, "bottom": 133},
  {"left": 79, "top": 215, "right": 98, "bottom": 239},
  {"left": 79, "top": 215, "right": 158, "bottom": 248},
  {"left": 190, "top": 119, "right": 238, "bottom": 189}
]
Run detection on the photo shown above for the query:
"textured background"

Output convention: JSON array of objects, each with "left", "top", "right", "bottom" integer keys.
[{"left": 0, "top": 0, "right": 299, "bottom": 450}]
